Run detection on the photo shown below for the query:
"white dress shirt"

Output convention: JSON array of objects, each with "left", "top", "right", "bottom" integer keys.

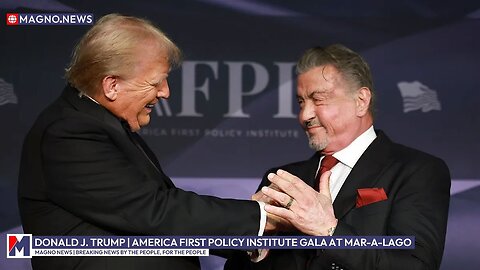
[
  {"left": 252, "top": 127, "right": 377, "bottom": 261},
  {"left": 316, "top": 126, "right": 377, "bottom": 201}
]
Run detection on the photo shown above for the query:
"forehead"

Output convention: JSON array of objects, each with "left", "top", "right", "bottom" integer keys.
[
  {"left": 297, "top": 65, "right": 344, "bottom": 95},
  {"left": 131, "top": 42, "right": 170, "bottom": 77}
]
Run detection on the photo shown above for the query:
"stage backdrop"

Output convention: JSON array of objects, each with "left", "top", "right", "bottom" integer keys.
[{"left": 1, "top": 1, "right": 479, "bottom": 269}]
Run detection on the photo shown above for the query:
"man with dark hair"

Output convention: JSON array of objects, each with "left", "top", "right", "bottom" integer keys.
[
  {"left": 18, "top": 14, "right": 279, "bottom": 270},
  {"left": 226, "top": 44, "right": 450, "bottom": 270}
]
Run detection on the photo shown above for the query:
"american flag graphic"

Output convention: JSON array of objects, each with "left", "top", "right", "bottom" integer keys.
[
  {"left": 0, "top": 78, "right": 17, "bottom": 106},
  {"left": 397, "top": 81, "right": 441, "bottom": 113}
]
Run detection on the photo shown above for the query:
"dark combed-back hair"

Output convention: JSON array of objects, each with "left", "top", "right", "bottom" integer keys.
[{"left": 296, "top": 44, "right": 375, "bottom": 114}]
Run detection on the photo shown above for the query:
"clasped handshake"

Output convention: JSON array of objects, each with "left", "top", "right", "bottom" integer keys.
[{"left": 254, "top": 170, "right": 338, "bottom": 237}]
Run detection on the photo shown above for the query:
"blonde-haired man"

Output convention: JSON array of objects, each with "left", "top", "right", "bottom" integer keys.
[{"left": 19, "top": 14, "right": 275, "bottom": 270}]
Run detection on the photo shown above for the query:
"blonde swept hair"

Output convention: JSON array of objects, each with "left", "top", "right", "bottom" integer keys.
[{"left": 65, "top": 13, "right": 182, "bottom": 94}]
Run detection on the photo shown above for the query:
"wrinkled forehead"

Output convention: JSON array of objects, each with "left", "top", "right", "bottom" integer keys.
[
  {"left": 129, "top": 41, "right": 170, "bottom": 74},
  {"left": 135, "top": 38, "right": 169, "bottom": 61},
  {"left": 297, "top": 65, "right": 344, "bottom": 93},
  {"left": 300, "top": 64, "right": 342, "bottom": 81}
]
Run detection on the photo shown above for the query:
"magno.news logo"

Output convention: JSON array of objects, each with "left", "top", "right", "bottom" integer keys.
[
  {"left": 6, "top": 13, "right": 18, "bottom": 25},
  {"left": 6, "top": 13, "right": 94, "bottom": 26},
  {"left": 7, "top": 234, "right": 32, "bottom": 258}
]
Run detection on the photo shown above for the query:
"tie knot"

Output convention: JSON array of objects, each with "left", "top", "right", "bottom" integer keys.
[
  {"left": 320, "top": 155, "right": 338, "bottom": 173},
  {"left": 314, "top": 155, "right": 339, "bottom": 191}
]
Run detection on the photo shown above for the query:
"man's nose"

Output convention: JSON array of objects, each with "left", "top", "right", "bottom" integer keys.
[
  {"left": 157, "top": 79, "right": 170, "bottom": 99},
  {"left": 299, "top": 102, "right": 315, "bottom": 123}
]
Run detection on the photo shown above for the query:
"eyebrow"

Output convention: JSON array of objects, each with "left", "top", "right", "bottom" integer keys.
[
  {"left": 308, "top": 89, "right": 327, "bottom": 98},
  {"left": 145, "top": 79, "right": 159, "bottom": 86},
  {"left": 310, "top": 89, "right": 327, "bottom": 95},
  {"left": 297, "top": 89, "right": 326, "bottom": 100},
  {"left": 146, "top": 74, "right": 169, "bottom": 85}
]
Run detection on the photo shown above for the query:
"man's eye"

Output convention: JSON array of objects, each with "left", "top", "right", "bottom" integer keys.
[
  {"left": 149, "top": 80, "right": 162, "bottom": 87},
  {"left": 312, "top": 95, "right": 325, "bottom": 103}
]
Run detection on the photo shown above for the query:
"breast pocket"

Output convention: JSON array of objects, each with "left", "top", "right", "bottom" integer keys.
[
  {"left": 346, "top": 199, "right": 390, "bottom": 235},
  {"left": 353, "top": 199, "right": 390, "bottom": 216}
]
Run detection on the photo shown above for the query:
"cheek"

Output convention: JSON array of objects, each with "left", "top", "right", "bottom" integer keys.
[
  {"left": 332, "top": 107, "right": 358, "bottom": 129},
  {"left": 315, "top": 106, "right": 346, "bottom": 132},
  {"left": 134, "top": 90, "right": 156, "bottom": 109},
  {"left": 143, "top": 86, "right": 158, "bottom": 98},
  {"left": 136, "top": 91, "right": 151, "bottom": 101},
  {"left": 314, "top": 106, "right": 336, "bottom": 121}
]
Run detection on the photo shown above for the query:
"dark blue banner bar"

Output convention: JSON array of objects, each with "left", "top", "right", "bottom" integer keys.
[{"left": 32, "top": 236, "right": 415, "bottom": 249}]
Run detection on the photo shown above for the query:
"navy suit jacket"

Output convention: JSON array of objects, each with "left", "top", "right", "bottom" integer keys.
[
  {"left": 18, "top": 85, "right": 261, "bottom": 270},
  {"left": 225, "top": 131, "right": 450, "bottom": 270}
]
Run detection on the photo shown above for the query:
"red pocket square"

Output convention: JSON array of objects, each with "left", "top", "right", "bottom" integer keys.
[{"left": 356, "top": 188, "right": 387, "bottom": 208}]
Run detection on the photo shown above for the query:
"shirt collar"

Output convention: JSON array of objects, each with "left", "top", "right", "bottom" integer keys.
[
  {"left": 78, "top": 90, "right": 100, "bottom": 104},
  {"left": 332, "top": 126, "right": 377, "bottom": 169}
]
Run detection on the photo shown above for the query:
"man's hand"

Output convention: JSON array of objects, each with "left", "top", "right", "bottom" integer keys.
[
  {"left": 264, "top": 212, "right": 294, "bottom": 233},
  {"left": 252, "top": 183, "right": 280, "bottom": 205},
  {"left": 261, "top": 169, "right": 338, "bottom": 236},
  {"left": 253, "top": 183, "right": 294, "bottom": 233}
]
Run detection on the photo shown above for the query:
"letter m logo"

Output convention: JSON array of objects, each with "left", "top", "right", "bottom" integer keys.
[{"left": 7, "top": 234, "right": 32, "bottom": 258}]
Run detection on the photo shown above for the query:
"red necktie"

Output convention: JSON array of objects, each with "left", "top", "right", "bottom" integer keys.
[{"left": 314, "top": 155, "right": 339, "bottom": 191}]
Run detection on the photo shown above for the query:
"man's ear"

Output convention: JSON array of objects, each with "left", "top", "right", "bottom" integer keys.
[
  {"left": 356, "top": 87, "right": 371, "bottom": 117},
  {"left": 101, "top": 76, "right": 119, "bottom": 101}
]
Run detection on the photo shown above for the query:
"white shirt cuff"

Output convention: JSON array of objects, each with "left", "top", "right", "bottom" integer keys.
[
  {"left": 250, "top": 201, "right": 268, "bottom": 262},
  {"left": 257, "top": 201, "right": 266, "bottom": 236}
]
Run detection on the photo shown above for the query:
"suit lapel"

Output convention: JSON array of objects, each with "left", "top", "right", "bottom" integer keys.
[
  {"left": 122, "top": 124, "right": 175, "bottom": 187},
  {"left": 299, "top": 153, "right": 321, "bottom": 188},
  {"left": 61, "top": 85, "right": 175, "bottom": 188},
  {"left": 333, "top": 131, "right": 395, "bottom": 220},
  {"left": 270, "top": 153, "right": 319, "bottom": 189}
]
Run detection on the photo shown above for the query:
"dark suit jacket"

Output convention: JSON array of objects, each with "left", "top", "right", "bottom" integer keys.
[
  {"left": 225, "top": 131, "right": 450, "bottom": 270},
  {"left": 18, "top": 85, "right": 261, "bottom": 270}
]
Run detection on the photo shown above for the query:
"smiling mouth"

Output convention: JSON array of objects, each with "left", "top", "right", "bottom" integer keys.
[
  {"left": 145, "top": 104, "right": 155, "bottom": 109},
  {"left": 305, "top": 122, "right": 321, "bottom": 130},
  {"left": 306, "top": 126, "right": 322, "bottom": 134},
  {"left": 304, "top": 123, "right": 326, "bottom": 135},
  {"left": 304, "top": 119, "right": 323, "bottom": 130}
]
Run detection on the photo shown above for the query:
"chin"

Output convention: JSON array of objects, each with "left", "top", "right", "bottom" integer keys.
[
  {"left": 307, "top": 134, "right": 328, "bottom": 152},
  {"left": 138, "top": 114, "right": 151, "bottom": 126},
  {"left": 138, "top": 121, "right": 150, "bottom": 127},
  {"left": 308, "top": 141, "right": 327, "bottom": 152}
]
